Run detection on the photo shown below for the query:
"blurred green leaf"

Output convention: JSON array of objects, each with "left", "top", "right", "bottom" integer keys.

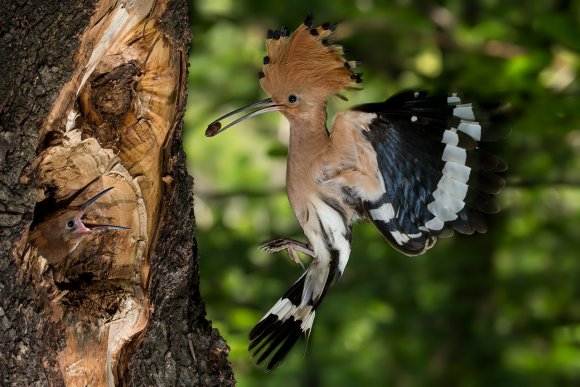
[{"left": 535, "top": 14, "right": 580, "bottom": 52}]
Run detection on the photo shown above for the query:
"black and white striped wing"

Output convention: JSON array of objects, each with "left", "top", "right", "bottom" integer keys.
[{"left": 354, "top": 90, "right": 507, "bottom": 255}]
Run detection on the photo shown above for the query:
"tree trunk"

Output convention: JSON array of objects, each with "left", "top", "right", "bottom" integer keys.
[{"left": 0, "top": 0, "right": 235, "bottom": 385}]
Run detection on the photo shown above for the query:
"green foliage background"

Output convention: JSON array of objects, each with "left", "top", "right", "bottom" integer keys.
[{"left": 184, "top": 0, "right": 580, "bottom": 385}]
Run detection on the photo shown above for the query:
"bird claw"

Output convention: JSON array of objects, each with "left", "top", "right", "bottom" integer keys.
[
  {"left": 287, "top": 249, "right": 305, "bottom": 270},
  {"left": 260, "top": 238, "right": 314, "bottom": 270},
  {"left": 260, "top": 238, "right": 293, "bottom": 252}
]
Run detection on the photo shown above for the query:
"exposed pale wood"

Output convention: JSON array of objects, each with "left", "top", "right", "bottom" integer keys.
[{"left": 17, "top": 0, "right": 190, "bottom": 384}]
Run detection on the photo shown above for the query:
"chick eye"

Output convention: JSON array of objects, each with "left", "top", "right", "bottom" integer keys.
[
  {"left": 288, "top": 94, "right": 297, "bottom": 103},
  {"left": 66, "top": 220, "right": 75, "bottom": 229}
]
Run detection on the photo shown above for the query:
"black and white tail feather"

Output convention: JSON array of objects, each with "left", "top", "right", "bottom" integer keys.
[
  {"left": 249, "top": 244, "right": 344, "bottom": 370},
  {"left": 249, "top": 90, "right": 506, "bottom": 371},
  {"left": 249, "top": 271, "right": 319, "bottom": 371}
]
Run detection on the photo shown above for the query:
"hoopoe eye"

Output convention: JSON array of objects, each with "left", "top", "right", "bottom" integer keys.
[
  {"left": 66, "top": 220, "right": 75, "bottom": 229},
  {"left": 288, "top": 95, "right": 298, "bottom": 103}
]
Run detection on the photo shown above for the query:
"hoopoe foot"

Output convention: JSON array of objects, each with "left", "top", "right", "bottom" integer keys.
[{"left": 260, "top": 238, "right": 315, "bottom": 270}]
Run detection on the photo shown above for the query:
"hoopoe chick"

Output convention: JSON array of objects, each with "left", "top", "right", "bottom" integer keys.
[
  {"left": 206, "top": 15, "right": 507, "bottom": 371},
  {"left": 28, "top": 187, "right": 129, "bottom": 264}
]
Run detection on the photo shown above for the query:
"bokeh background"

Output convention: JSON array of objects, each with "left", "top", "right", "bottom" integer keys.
[{"left": 185, "top": 1, "right": 580, "bottom": 386}]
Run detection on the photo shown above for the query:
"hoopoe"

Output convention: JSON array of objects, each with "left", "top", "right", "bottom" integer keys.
[
  {"left": 29, "top": 187, "right": 129, "bottom": 263},
  {"left": 206, "top": 15, "right": 507, "bottom": 370}
]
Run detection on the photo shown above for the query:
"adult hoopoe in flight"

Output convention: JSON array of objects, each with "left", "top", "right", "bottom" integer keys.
[{"left": 206, "top": 15, "right": 507, "bottom": 371}]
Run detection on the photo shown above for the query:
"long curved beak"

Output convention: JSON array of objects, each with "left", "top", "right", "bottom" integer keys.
[
  {"left": 206, "top": 98, "right": 283, "bottom": 137},
  {"left": 76, "top": 187, "right": 130, "bottom": 232},
  {"left": 79, "top": 187, "right": 115, "bottom": 211}
]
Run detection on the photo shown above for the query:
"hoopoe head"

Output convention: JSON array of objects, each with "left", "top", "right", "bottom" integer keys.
[
  {"left": 206, "top": 15, "right": 362, "bottom": 136},
  {"left": 28, "top": 187, "right": 129, "bottom": 262},
  {"left": 259, "top": 15, "right": 361, "bottom": 119}
]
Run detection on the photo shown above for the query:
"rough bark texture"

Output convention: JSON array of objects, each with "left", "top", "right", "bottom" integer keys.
[
  {"left": 124, "top": 125, "right": 233, "bottom": 386},
  {"left": 0, "top": 1, "right": 95, "bottom": 384},
  {"left": 0, "top": 0, "right": 235, "bottom": 385}
]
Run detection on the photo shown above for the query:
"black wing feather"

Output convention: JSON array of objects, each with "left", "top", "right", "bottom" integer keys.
[{"left": 355, "top": 90, "right": 506, "bottom": 255}]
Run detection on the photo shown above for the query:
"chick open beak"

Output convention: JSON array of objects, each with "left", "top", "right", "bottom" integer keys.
[
  {"left": 206, "top": 98, "right": 283, "bottom": 137},
  {"left": 76, "top": 187, "right": 130, "bottom": 232}
]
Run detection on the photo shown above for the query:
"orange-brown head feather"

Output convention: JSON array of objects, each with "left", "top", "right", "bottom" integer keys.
[{"left": 259, "top": 17, "right": 361, "bottom": 111}]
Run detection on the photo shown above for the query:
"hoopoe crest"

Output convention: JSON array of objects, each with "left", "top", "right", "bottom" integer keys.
[
  {"left": 207, "top": 15, "right": 507, "bottom": 371},
  {"left": 260, "top": 19, "right": 360, "bottom": 104}
]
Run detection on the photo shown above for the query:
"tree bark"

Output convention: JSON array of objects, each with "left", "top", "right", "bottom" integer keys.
[{"left": 0, "top": 0, "right": 235, "bottom": 385}]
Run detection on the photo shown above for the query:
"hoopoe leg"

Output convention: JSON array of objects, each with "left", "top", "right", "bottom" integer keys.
[{"left": 260, "top": 238, "right": 314, "bottom": 269}]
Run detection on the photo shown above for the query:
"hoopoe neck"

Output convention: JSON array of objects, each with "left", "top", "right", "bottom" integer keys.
[
  {"left": 285, "top": 106, "right": 329, "bottom": 221},
  {"left": 287, "top": 106, "right": 329, "bottom": 167}
]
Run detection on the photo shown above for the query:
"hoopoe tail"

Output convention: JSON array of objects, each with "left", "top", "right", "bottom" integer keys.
[{"left": 249, "top": 261, "right": 334, "bottom": 371}]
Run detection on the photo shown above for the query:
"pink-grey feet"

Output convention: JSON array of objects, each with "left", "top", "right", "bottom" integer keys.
[{"left": 260, "top": 238, "right": 315, "bottom": 270}]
